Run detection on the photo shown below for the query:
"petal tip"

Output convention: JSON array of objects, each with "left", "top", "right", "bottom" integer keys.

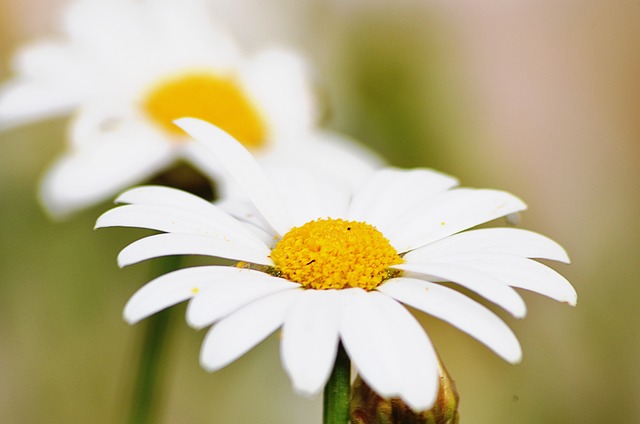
[
  {"left": 200, "top": 362, "right": 216, "bottom": 373},
  {"left": 173, "top": 117, "right": 207, "bottom": 134},
  {"left": 199, "top": 355, "right": 223, "bottom": 373},
  {"left": 123, "top": 308, "right": 142, "bottom": 325},
  {"left": 291, "top": 383, "right": 320, "bottom": 398},
  {"left": 507, "top": 348, "right": 523, "bottom": 365},
  {"left": 511, "top": 300, "right": 528, "bottom": 319},
  {"left": 514, "top": 308, "right": 527, "bottom": 319},
  {"left": 94, "top": 213, "right": 108, "bottom": 229},
  {"left": 186, "top": 316, "right": 208, "bottom": 331},
  {"left": 116, "top": 252, "right": 133, "bottom": 268}
]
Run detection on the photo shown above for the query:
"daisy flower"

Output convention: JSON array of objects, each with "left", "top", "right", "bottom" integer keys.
[
  {"left": 96, "top": 118, "right": 576, "bottom": 411},
  {"left": 0, "top": 0, "right": 380, "bottom": 217}
]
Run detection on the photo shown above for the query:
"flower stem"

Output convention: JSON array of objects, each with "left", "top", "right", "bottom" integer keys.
[
  {"left": 323, "top": 342, "right": 351, "bottom": 424},
  {"left": 127, "top": 256, "right": 182, "bottom": 424}
]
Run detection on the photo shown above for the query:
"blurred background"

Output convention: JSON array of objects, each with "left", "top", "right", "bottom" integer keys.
[{"left": 1, "top": 0, "right": 640, "bottom": 423}]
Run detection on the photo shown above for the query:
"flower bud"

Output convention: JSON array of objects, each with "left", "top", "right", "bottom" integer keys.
[{"left": 350, "top": 358, "right": 459, "bottom": 424}]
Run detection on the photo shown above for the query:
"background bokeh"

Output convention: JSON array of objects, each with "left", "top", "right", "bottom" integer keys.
[{"left": 2, "top": 0, "right": 640, "bottom": 423}]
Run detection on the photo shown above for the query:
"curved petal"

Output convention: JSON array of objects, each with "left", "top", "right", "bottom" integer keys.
[
  {"left": 146, "top": 0, "right": 240, "bottom": 68},
  {"left": 200, "top": 289, "right": 302, "bottom": 372},
  {"left": 370, "top": 291, "right": 440, "bottom": 411},
  {"left": 429, "top": 254, "right": 577, "bottom": 306},
  {"left": 123, "top": 265, "right": 245, "bottom": 324},
  {"left": 97, "top": 204, "right": 236, "bottom": 236},
  {"left": 393, "top": 262, "right": 527, "bottom": 318},
  {"left": 348, "top": 168, "right": 458, "bottom": 231},
  {"left": 214, "top": 197, "right": 276, "bottom": 244},
  {"left": 405, "top": 228, "right": 570, "bottom": 263},
  {"left": 0, "top": 40, "right": 93, "bottom": 128},
  {"left": 97, "top": 198, "right": 270, "bottom": 253},
  {"left": 116, "top": 232, "right": 272, "bottom": 267},
  {"left": 259, "top": 130, "right": 384, "bottom": 192},
  {"left": 187, "top": 274, "right": 299, "bottom": 329},
  {"left": 261, "top": 165, "right": 351, "bottom": 226},
  {"left": 115, "top": 186, "right": 267, "bottom": 246},
  {"left": 239, "top": 48, "right": 316, "bottom": 137},
  {"left": 303, "top": 130, "right": 384, "bottom": 188},
  {"left": 338, "top": 289, "right": 439, "bottom": 411},
  {"left": 378, "top": 278, "right": 522, "bottom": 364},
  {"left": 176, "top": 118, "right": 292, "bottom": 236},
  {"left": 280, "top": 289, "right": 340, "bottom": 396},
  {"left": 116, "top": 184, "right": 214, "bottom": 209},
  {"left": 388, "top": 188, "right": 527, "bottom": 253},
  {"left": 63, "top": 0, "right": 238, "bottom": 74},
  {"left": 12, "top": 39, "right": 91, "bottom": 82},
  {"left": 68, "top": 101, "right": 148, "bottom": 149},
  {"left": 63, "top": 0, "right": 149, "bottom": 65},
  {"left": 0, "top": 80, "right": 81, "bottom": 128},
  {"left": 337, "top": 289, "right": 400, "bottom": 398},
  {"left": 40, "top": 120, "right": 175, "bottom": 218}
]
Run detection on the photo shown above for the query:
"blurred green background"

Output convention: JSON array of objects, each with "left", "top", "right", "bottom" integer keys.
[{"left": 2, "top": 1, "right": 640, "bottom": 423}]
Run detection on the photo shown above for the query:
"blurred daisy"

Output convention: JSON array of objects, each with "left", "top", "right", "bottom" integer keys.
[
  {"left": 96, "top": 118, "right": 576, "bottom": 411},
  {"left": 0, "top": 0, "right": 379, "bottom": 217}
]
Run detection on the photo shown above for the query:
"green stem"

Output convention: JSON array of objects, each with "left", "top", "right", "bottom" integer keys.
[
  {"left": 323, "top": 342, "right": 351, "bottom": 424},
  {"left": 127, "top": 256, "right": 182, "bottom": 424}
]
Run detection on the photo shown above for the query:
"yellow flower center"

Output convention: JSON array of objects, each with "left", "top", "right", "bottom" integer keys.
[
  {"left": 270, "top": 218, "right": 403, "bottom": 290},
  {"left": 142, "top": 72, "right": 267, "bottom": 148}
]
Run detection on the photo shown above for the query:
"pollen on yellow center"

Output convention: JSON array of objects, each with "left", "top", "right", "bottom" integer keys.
[
  {"left": 269, "top": 218, "right": 403, "bottom": 290},
  {"left": 142, "top": 72, "right": 267, "bottom": 148}
]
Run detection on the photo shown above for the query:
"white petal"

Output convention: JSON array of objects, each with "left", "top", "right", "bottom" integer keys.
[
  {"left": 63, "top": 0, "right": 149, "bottom": 68},
  {"left": 405, "top": 228, "right": 570, "bottom": 263},
  {"left": 145, "top": 0, "right": 239, "bottom": 68},
  {"left": 379, "top": 278, "right": 522, "bottom": 364},
  {"left": 300, "top": 130, "right": 384, "bottom": 190},
  {"left": 68, "top": 101, "right": 150, "bottom": 149},
  {"left": 387, "top": 189, "right": 527, "bottom": 253},
  {"left": 337, "top": 289, "right": 400, "bottom": 397},
  {"left": 281, "top": 290, "right": 340, "bottom": 396},
  {"left": 60, "top": 0, "right": 237, "bottom": 86},
  {"left": 239, "top": 48, "right": 316, "bottom": 137},
  {"left": 348, "top": 168, "right": 458, "bottom": 230},
  {"left": 338, "top": 289, "right": 439, "bottom": 410},
  {"left": 39, "top": 129, "right": 174, "bottom": 218},
  {"left": 116, "top": 233, "right": 272, "bottom": 267},
  {"left": 12, "top": 39, "right": 91, "bottom": 83},
  {"left": 0, "top": 80, "right": 80, "bottom": 128},
  {"left": 393, "top": 262, "right": 527, "bottom": 318},
  {"left": 96, "top": 204, "right": 269, "bottom": 248},
  {"left": 97, "top": 204, "right": 227, "bottom": 235},
  {"left": 64, "top": 0, "right": 131, "bottom": 39},
  {"left": 261, "top": 164, "right": 351, "bottom": 226},
  {"left": 259, "top": 130, "right": 384, "bottom": 192},
  {"left": 116, "top": 185, "right": 214, "bottom": 209},
  {"left": 115, "top": 186, "right": 267, "bottom": 247},
  {"left": 124, "top": 265, "right": 243, "bottom": 324},
  {"left": 200, "top": 289, "right": 302, "bottom": 371},
  {"left": 214, "top": 197, "right": 276, "bottom": 245},
  {"left": 431, "top": 254, "right": 577, "bottom": 306},
  {"left": 187, "top": 274, "right": 299, "bottom": 329},
  {"left": 97, "top": 200, "right": 268, "bottom": 252},
  {"left": 175, "top": 118, "right": 292, "bottom": 236},
  {"left": 0, "top": 41, "right": 93, "bottom": 127},
  {"left": 369, "top": 291, "right": 440, "bottom": 411}
]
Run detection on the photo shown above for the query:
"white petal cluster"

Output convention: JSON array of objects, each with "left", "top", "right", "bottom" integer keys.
[
  {"left": 97, "top": 118, "right": 576, "bottom": 411},
  {"left": 1, "top": 0, "right": 381, "bottom": 217}
]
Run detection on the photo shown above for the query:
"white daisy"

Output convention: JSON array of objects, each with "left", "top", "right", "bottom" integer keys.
[
  {"left": 96, "top": 118, "right": 576, "bottom": 411},
  {"left": 0, "top": 0, "right": 380, "bottom": 217}
]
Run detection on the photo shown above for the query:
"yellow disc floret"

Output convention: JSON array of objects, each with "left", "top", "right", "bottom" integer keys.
[
  {"left": 270, "top": 218, "right": 403, "bottom": 290},
  {"left": 142, "top": 72, "right": 267, "bottom": 148}
]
